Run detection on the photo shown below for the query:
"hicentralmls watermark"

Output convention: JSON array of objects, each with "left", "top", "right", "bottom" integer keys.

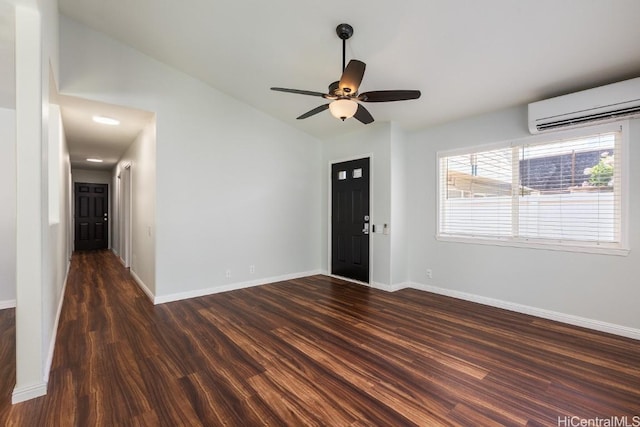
[{"left": 557, "top": 416, "right": 640, "bottom": 427}]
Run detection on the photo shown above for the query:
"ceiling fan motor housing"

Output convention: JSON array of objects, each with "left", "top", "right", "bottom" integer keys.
[{"left": 328, "top": 81, "right": 341, "bottom": 96}]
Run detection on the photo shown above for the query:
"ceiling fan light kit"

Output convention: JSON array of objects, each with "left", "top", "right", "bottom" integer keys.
[
  {"left": 271, "top": 23, "right": 421, "bottom": 124},
  {"left": 329, "top": 99, "right": 358, "bottom": 120}
]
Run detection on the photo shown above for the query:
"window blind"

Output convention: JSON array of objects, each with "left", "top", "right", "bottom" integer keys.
[
  {"left": 518, "top": 132, "right": 620, "bottom": 244},
  {"left": 438, "top": 129, "right": 623, "bottom": 249},
  {"left": 440, "top": 147, "right": 514, "bottom": 238}
]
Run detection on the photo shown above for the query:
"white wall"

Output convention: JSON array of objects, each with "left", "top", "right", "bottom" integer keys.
[
  {"left": 390, "top": 124, "right": 408, "bottom": 286},
  {"left": 322, "top": 123, "right": 393, "bottom": 286},
  {"left": 14, "top": 0, "right": 62, "bottom": 403},
  {"left": 14, "top": 2, "right": 46, "bottom": 402},
  {"left": 59, "top": 16, "right": 322, "bottom": 300},
  {"left": 0, "top": 107, "right": 16, "bottom": 306},
  {"left": 406, "top": 106, "right": 640, "bottom": 331},
  {"left": 113, "top": 121, "right": 156, "bottom": 294},
  {"left": 320, "top": 122, "right": 409, "bottom": 289},
  {"left": 42, "top": 103, "right": 71, "bottom": 382},
  {"left": 72, "top": 168, "right": 112, "bottom": 184}
]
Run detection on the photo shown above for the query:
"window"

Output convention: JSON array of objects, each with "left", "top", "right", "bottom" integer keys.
[{"left": 437, "top": 123, "right": 628, "bottom": 254}]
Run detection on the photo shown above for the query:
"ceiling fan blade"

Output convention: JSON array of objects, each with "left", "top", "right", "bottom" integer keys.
[
  {"left": 339, "top": 60, "right": 366, "bottom": 95},
  {"left": 297, "top": 104, "right": 330, "bottom": 120},
  {"left": 358, "top": 90, "right": 421, "bottom": 102},
  {"left": 353, "top": 104, "right": 374, "bottom": 124},
  {"left": 271, "top": 87, "right": 328, "bottom": 98}
]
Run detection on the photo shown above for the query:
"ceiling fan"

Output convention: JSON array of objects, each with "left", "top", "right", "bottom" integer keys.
[{"left": 271, "top": 23, "right": 421, "bottom": 124}]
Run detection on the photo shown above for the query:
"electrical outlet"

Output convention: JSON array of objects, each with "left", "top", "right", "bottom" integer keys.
[
  {"left": 225, "top": 269, "right": 231, "bottom": 278},
  {"left": 249, "top": 265, "right": 255, "bottom": 274},
  {"left": 426, "top": 269, "right": 433, "bottom": 279}
]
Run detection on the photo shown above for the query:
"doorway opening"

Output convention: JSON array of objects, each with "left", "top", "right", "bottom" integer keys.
[{"left": 118, "top": 164, "right": 132, "bottom": 267}]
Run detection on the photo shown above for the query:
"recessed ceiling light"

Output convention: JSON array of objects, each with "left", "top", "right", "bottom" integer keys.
[
  {"left": 86, "top": 158, "right": 104, "bottom": 163},
  {"left": 92, "top": 115, "right": 120, "bottom": 125}
]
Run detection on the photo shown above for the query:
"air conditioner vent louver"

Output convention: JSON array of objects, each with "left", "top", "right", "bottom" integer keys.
[
  {"left": 528, "top": 77, "right": 640, "bottom": 134},
  {"left": 536, "top": 104, "right": 640, "bottom": 132}
]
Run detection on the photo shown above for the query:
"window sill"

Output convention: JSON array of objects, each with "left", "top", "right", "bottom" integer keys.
[{"left": 436, "top": 234, "right": 630, "bottom": 256}]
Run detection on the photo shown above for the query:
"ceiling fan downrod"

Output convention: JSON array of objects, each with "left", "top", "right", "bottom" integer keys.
[{"left": 336, "top": 23, "right": 354, "bottom": 73}]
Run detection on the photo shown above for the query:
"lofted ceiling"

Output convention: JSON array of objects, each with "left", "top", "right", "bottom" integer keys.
[
  {"left": 57, "top": 0, "right": 640, "bottom": 140},
  {"left": 4, "top": 1, "right": 640, "bottom": 171}
]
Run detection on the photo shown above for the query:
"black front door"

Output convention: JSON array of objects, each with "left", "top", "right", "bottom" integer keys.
[
  {"left": 331, "top": 158, "right": 370, "bottom": 283},
  {"left": 74, "top": 183, "right": 108, "bottom": 251}
]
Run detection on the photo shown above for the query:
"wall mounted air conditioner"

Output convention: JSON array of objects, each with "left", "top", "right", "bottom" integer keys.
[{"left": 528, "top": 77, "right": 640, "bottom": 134}]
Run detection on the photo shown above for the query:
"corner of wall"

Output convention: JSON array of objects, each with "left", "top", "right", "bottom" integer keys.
[{"left": 11, "top": 382, "right": 48, "bottom": 404}]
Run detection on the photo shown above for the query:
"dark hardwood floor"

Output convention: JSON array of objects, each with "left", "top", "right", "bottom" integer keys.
[{"left": 1, "top": 250, "right": 639, "bottom": 426}]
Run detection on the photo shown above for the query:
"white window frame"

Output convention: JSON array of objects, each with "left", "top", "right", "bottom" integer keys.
[{"left": 436, "top": 121, "right": 630, "bottom": 256}]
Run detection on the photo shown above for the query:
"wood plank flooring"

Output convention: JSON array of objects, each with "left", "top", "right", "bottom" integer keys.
[{"left": 1, "top": 250, "right": 639, "bottom": 426}]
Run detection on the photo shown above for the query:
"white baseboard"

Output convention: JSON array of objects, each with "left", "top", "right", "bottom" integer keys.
[
  {"left": 410, "top": 281, "right": 640, "bottom": 341},
  {"left": 370, "top": 281, "right": 412, "bottom": 292},
  {"left": 12, "top": 382, "right": 47, "bottom": 404},
  {"left": 0, "top": 299, "right": 16, "bottom": 310},
  {"left": 154, "top": 270, "right": 324, "bottom": 305},
  {"left": 130, "top": 269, "right": 155, "bottom": 303},
  {"left": 324, "top": 273, "right": 411, "bottom": 293},
  {"left": 43, "top": 260, "right": 71, "bottom": 382},
  {"left": 319, "top": 270, "right": 410, "bottom": 292}
]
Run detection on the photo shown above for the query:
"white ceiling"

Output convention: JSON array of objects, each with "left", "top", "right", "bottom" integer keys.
[
  {"left": 56, "top": 94, "right": 154, "bottom": 171},
  {"left": 3, "top": 1, "right": 640, "bottom": 170},
  {"left": 57, "top": 0, "right": 640, "bottom": 140}
]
